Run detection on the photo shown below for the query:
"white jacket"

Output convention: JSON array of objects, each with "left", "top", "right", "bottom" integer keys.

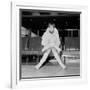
[{"left": 41, "top": 27, "right": 61, "bottom": 47}]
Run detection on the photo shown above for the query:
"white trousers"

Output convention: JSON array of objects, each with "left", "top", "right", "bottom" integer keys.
[{"left": 35, "top": 47, "right": 66, "bottom": 69}]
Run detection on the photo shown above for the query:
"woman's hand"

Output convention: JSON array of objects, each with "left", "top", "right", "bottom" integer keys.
[{"left": 53, "top": 45, "right": 61, "bottom": 53}]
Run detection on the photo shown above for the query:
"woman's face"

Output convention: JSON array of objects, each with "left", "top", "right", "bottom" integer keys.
[{"left": 49, "top": 24, "right": 54, "bottom": 33}]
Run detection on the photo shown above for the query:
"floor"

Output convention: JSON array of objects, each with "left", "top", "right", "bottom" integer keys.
[{"left": 21, "top": 59, "right": 80, "bottom": 79}]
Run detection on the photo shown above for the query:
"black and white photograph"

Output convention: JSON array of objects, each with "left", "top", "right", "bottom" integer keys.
[{"left": 20, "top": 9, "right": 80, "bottom": 79}]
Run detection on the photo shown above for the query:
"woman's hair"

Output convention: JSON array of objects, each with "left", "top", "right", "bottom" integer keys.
[{"left": 48, "top": 22, "right": 55, "bottom": 27}]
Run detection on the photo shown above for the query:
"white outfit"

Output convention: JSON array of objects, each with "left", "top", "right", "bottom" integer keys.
[{"left": 35, "top": 27, "right": 66, "bottom": 69}]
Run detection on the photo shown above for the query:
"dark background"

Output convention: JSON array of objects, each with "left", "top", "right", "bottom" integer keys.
[{"left": 21, "top": 9, "right": 80, "bottom": 37}]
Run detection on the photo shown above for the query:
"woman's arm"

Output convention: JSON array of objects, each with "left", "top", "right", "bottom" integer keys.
[
  {"left": 54, "top": 28, "right": 61, "bottom": 47},
  {"left": 41, "top": 29, "right": 49, "bottom": 46}
]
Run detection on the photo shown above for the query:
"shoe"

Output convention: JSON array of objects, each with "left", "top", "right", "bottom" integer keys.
[
  {"left": 35, "top": 65, "right": 40, "bottom": 70},
  {"left": 62, "top": 65, "right": 66, "bottom": 69}
]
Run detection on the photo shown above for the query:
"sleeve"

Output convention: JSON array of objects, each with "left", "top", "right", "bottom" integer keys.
[
  {"left": 41, "top": 29, "right": 49, "bottom": 46},
  {"left": 54, "top": 28, "right": 61, "bottom": 47}
]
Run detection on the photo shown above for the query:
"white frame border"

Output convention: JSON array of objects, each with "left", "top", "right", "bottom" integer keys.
[{"left": 11, "top": 1, "right": 88, "bottom": 89}]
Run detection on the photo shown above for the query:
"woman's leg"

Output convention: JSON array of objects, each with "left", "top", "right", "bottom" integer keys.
[
  {"left": 35, "top": 49, "right": 51, "bottom": 69},
  {"left": 42, "top": 44, "right": 51, "bottom": 52},
  {"left": 52, "top": 48, "right": 66, "bottom": 69}
]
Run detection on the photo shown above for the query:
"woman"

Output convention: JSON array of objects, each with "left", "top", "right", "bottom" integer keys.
[{"left": 35, "top": 23, "right": 66, "bottom": 69}]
